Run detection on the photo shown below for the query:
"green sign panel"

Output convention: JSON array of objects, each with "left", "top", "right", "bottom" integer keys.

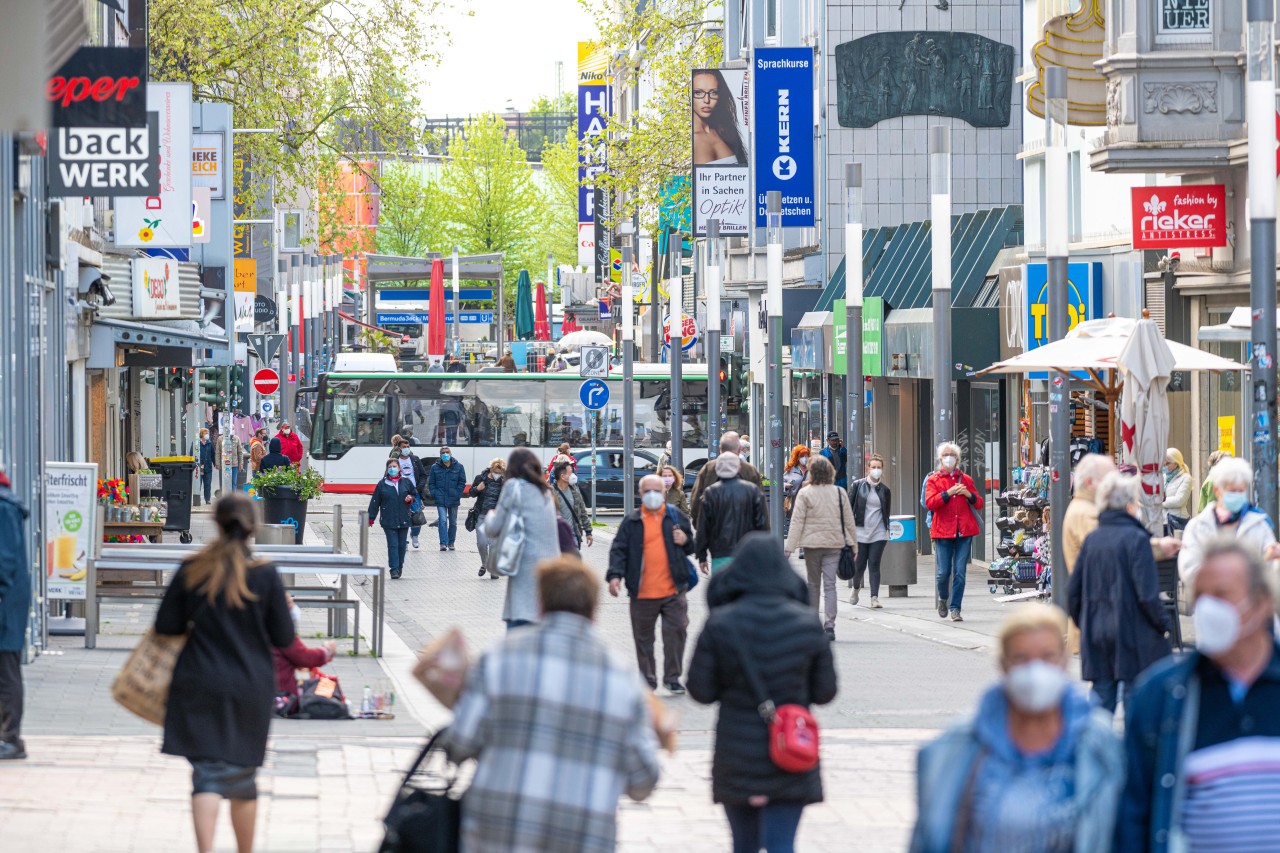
[
  {"left": 862, "top": 297, "right": 883, "bottom": 377},
  {"left": 832, "top": 297, "right": 884, "bottom": 377}
]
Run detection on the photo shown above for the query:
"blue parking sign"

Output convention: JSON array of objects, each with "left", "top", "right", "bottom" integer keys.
[{"left": 580, "top": 379, "right": 610, "bottom": 410}]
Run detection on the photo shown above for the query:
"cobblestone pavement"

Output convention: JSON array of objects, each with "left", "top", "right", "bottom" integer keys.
[{"left": 4, "top": 496, "right": 1081, "bottom": 852}]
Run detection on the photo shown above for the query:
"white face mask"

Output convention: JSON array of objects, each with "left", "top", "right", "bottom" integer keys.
[
  {"left": 1193, "top": 595, "right": 1248, "bottom": 657},
  {"left": 289, "top": 605, "right": 302, "bottom": 625},
  {"left": 641, "top": 490, "right": 665, "bottom": 511},
  {"left": 1003, "top": 660, "right": 1068, "bottom": 713},
  {"left": 942, "top": 455, "right": 958, "bottom": 470},
  {"left": 568, "top": 473, "right": 579, "bottom": 486},
  {"left": 869, "top": 467, "right": 883, "bottom": 481}
]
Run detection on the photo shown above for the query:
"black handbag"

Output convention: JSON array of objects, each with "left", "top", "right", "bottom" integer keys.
[
  {"left": 464, "top": 503, "right": 480, "bottom": 533},
  {"left": 379, "top": 729, "right": 462, "bottom": 853},
  {"left": 410, "top": 509, "right": 428, "bottom": 528},
  {"left": 836, "top": 490, "right": 857, "bottom": 582}
]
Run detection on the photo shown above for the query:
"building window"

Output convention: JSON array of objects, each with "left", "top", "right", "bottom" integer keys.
[
  {"left": 1155, "top": 0, "right": 1210, "bottom": 46},
  {"left": 281, "top": 210, "right": 303, "bottom": 252},
  {"left": 739, "top": 0, "right": 750, "bottom": 52},
  {"left": 765, "top": 0, "right": 778, "bottom": 43}
]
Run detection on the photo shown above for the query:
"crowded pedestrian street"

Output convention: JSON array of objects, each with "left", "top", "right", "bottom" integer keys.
[{"left": 7, "top": 0, "right": 1280, "bottom": 851}]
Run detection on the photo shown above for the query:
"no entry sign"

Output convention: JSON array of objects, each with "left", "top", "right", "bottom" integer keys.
[{"left": 253, "top": 368, "right": 280, "bottom": 396}]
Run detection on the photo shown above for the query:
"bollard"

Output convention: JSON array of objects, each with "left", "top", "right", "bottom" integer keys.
[{"left": 331, "top": 505, "right": 347, "bottom": 636}]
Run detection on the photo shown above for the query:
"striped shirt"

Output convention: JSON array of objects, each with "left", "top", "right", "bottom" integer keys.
[
  {"left": 1182, "top": 736, "right": 1280, "bottom": 851},
  {"left": 443, "top": 612, "right": 660, "bottom": 852}
]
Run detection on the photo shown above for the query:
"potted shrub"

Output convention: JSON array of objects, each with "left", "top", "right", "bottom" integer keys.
[{"left": 252, "top": 466, "right": 325, "bottom": 544}]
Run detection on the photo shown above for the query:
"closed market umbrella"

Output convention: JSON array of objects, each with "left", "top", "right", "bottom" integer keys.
[
  {"left": 1117, "top": 316, "right": 1177, "bottom": 535},
  {"left": 561, "top": 312, "right": 582, "bottom": 334},
  {"left": 427, "top": 257, "right": 446, "bottom": 361},
  {"left": 534, "top": 280, "right": 551, "bottom": 341},
  {"left": 514, "top": 270, "right": 535, "bottom": 341}
]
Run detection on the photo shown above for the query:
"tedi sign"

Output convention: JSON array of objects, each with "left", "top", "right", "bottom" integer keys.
[{"left": 1131, "top": 184, "right": 1227, "bottom": 249}]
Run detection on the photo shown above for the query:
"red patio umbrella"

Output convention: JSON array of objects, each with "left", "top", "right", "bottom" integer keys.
[
  {"left": 427, "top": 257, "right": 446, "bottom": 359},
  {"left": 561, "top": 312, "right": 582, "bottom": 334},
  {"left": 534, "top": 280, "right": 551, "bottom": 341}
]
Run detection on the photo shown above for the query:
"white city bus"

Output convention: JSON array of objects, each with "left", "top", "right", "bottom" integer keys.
[{"left": 308, "top": 364, "right": 742, "bottom": 495}]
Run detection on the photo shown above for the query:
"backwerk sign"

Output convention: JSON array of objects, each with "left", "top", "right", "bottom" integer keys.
[{"left": 753, "top": 47, "right": 816, "bottom": 228}]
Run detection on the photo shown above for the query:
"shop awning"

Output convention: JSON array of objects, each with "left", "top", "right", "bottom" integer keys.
[
  {"left": 867, "top": 206, "right": 1023, "bottom": 310},
  {"left": 815, "top": 227, "right": 893, "bottom": 312},
  {"left": 1198, "top": 306, "right": 1280, "bottom": 343},
  {"left": 95, "top": 317, "right": 229, "bottom": 350}
]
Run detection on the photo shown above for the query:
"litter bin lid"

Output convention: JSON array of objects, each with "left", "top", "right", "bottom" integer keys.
[
  {"left": 150, "top": 456, "right": 195, "bottom": 463},
  {"left": 888, "top": 515, "right": 916, "bottom": 542}
]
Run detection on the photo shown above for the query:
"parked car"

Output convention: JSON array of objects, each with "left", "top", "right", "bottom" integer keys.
[{"left": 571, "top": 450, "right": 698, "bottom": 510}]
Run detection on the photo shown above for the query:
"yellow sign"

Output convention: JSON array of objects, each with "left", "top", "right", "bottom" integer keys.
[
  {"left": 578, "top": 42, "right": 610, "bottom": 86},
  {"left": 233, "top": 258, "right": 256, "bottom": 292},
  {"left": 1218, "top": 416, "right": 1236, "bottom": 455}
]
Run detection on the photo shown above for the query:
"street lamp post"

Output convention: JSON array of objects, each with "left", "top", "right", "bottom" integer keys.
[
  {"left": 1045, "top": 66, "right": 1071, "bottom": 606},
  {"left": 289, "top": 254, "right": 301, "bottom": 423},
  {"left": 1249, "top": 0, "right": 1278, "bottom": 527},
  {"left": 453, "top": 246, "right": 461, "bottom": 358},
  {"left": 766, "top": 191, "right": 785, "bottom": 535},
  {"left": 929, "top": 127, "right": 953, "bottom": 451},
  {"left": 277, "top": 258, "right": 289, "bottom": 421},
  {"left": 845, "top": 163, "right": 864, "bottom": 486},
  {"left": 622, "top": 244, "right": 636, "bottom": 515},
  {"left": 669, "top": 237, "right": 684, "bottom": 471},
  {"left": 706, "top": 219, "right": 722, "bottom": 459}
]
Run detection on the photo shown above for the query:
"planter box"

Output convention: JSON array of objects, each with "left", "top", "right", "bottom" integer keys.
[{"left": 260, "top": 486, "right": 308, "bottom": 545}]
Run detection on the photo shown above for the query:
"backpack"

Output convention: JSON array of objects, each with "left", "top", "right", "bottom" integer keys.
[{"left": 297, "top": 673, "right": 351, "bottom": 719}]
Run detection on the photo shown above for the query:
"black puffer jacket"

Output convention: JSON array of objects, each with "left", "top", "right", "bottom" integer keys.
[
  {"left": 470, "top": 470, "right": 504, "bottom": 514},
  {"left": 688, "top": 533, "right": 838, "bottom": 805},
  {"left": 695, "top": 476, "right": 769, "bottom": 562}
]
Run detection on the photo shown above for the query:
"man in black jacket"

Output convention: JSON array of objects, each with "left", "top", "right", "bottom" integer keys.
[
  {"left": 690, "top": 432, "right": 763, "bottom": 523},
  {"left": 607, "top": 474, "right": 695, "bottom": 694},
  {"left": 696, "top": 453, "right": 769, "bottom": 575}
]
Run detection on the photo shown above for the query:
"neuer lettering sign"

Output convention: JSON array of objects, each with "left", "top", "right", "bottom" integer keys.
[{"left": 1130, "top": 184, "right": 1226, "bottom": 249}]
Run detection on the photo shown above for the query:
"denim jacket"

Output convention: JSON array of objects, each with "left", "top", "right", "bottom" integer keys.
[{"left": 911, "top": 684, "right": 1124, "bottom": 853}]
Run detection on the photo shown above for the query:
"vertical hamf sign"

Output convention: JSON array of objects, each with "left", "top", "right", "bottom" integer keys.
[
  {"left": 114, "top": 82, "right": 194, "bottom": 248},
  {"left": 753, "top": 48, "right": 816, "bottom": 227},
  {"left": 578, "top": 42, "right": 611, "bottom": 265}
]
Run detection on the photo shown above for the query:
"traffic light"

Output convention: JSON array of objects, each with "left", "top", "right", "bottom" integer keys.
[
  {"left": 185, "top": 368, "right": 195, "bottom": 404},
  {"left": 718, "top": 356, "right": 729, "bottom": 398},
  {"left": 166, "top": 368, "right": 186, "bottom": 392},
  {"left": 197, "top": 366, "right": 226, "bottom": 406},
  {"left": 229, "top": 365, "right": 247, "bottom": 413}
]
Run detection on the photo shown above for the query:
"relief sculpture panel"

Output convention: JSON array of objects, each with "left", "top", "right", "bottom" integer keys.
[{"left": 835, "top": 31, "right": 1016, "bottom": 129}]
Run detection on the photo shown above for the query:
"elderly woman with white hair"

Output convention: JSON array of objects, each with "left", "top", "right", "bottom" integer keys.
[
  {"left": 923, "top": 441, "right": 984, "bottom": 622},
  {"left": 1179, "top": 456, "right": 1280, "bottom": 586},
  {"left": 1068, "top": 472, "right": 1173, "bottom": 713}
]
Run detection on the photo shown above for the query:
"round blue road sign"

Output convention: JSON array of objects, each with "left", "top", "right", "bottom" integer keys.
[{"left": 580, "top": 379, "right": 610, "bottom": 410}]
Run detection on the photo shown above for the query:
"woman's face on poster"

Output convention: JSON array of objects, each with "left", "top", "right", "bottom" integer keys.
[{"left": 692, "top": 72, "right": 721, "bottom": 120}]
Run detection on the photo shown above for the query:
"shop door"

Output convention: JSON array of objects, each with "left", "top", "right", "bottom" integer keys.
[{"left": 966, "top": 383, "right": 1001, "bottom": 562}]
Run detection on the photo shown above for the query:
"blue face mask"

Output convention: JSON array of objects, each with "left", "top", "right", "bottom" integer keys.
[
  {"left": 441, "top": 454, "right": 452, "bottom": 463},
  {"left": 1221, "top": 490, "right": 1249, "bottom": 514},
  {"left": 386, "top": 467, "right": 399, "bottom": 478}
]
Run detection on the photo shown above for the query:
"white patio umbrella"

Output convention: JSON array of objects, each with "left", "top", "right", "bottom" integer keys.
[
  {"left": 556, "top": 330, "right": 614, "bottom": 351},
  {"left": 1116, "top": 317, "right": 1177, "bottom": 534}
]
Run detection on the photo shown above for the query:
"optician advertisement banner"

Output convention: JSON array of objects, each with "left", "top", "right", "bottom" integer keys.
[
  {"left": 45, "top": 462, "right": 99, "bottom": 600},
  {"left": 115, "top": 82, "right": 194, "bottom": 248},
  {"left": 692, "top": 67, "right": 751, "bottom": 236},
  {"left": 753, "top": 47, "right": 816, "bottom": 227},
  {"left": 578, "top": 42, "right": 611, "bottom": 265}
]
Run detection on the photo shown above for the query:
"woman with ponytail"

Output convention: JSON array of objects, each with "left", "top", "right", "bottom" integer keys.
[{"left": 155, "top": 493, "right": 295, "bottom": 853}]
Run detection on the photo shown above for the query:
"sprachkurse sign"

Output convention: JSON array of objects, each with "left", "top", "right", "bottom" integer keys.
[{"left": 46, "top": 46, "right": 156, "bottom": 196}]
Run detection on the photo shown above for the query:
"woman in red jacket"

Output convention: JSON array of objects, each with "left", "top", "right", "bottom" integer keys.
[
  {"left": 923, "top": 441, "right": 983, "bottom": 623},
  {"left": 273, "top": 594, "right": 336, "bottom": 698},
  {"left": 275, "top": 423, "right": 305, "bottom": 467}
]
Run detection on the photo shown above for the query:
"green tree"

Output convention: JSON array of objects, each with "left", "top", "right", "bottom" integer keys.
[
  {"left": 528, "top": 92, "right": 575, "bottom": 115},
  {"left": 437, "top": 115, "right": 543, "bottom": 290},
  {"left": 581, "top": 0, "right": 723, "bottom": 234},
  {"left": 538, "top": 128, "right": 581, "bottom": 286},
  {"left": 376, "top": 163, "right": 441, "bottom": 258},
  {"left": 149, "top": 0, "right": 444, "bottom": 203}
]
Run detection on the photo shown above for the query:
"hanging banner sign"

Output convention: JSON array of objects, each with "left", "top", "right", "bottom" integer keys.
[
  {"left": 692, "top": 67, "right": 751, "bottom": 236},
  {"left": 45, "top": 462, "right": 99, "bottom": 600},
  {"left": 48, "top": 118, "right": 159, "bottom": 196},
  {"left": 48, "top": 46, "right": 147, "bottom": 128},
  {"left": 132, "top": 257, "right": 182, "bottom": 318},
  {"left": 114, "top": 83, "right": 194, "bottom": 248},
  {"left": 753, "top": 47, "right": 816, "bottom": 227},
  {"left": 1026, "top": 261, "right": 1103, "bottom": 378},
  {"left": 1130, "top": 184, "right": 1227, "bottom": 249},
  {"left": 578, "top": 42, "right": 611, "bottom": 236},
  {"left": 191, "top": 131, "right": 226, "bottom": 199}
]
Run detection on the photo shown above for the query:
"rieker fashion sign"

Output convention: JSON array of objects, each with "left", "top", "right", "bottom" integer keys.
[{"left": 1130, "top": 184, "right": 1227, "bottom": 249}]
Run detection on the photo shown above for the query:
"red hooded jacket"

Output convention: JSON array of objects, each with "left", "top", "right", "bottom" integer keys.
[
  {"left": 275, "top": 430, "right": 304, "bottom": 466},
  {"left": 273, "top": 638, "right": 329, "bottom": 696},
  {"left": 924, "top": 467, "right": 983, "bottom": 539}
]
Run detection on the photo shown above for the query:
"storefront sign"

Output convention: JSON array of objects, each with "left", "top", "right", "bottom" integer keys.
[
  {"left": 48, "top": 47, "right": 147, "bottom": 128},
  {"left": 45, "top": 462, "right": 99, "bottom": 600},
  {"left": 1157, "top": 0, "right": 1210, "bottom": 40},
  {"left": 48, "top": 119, "right": 159, "bottom": 196},
  {"left": 663, "top": 313, "right": 700, "bottom": 351},
  {"left": 578, "top": 42, "right": 611, "bottom": 230},
  {"left": 753, "top": 48, "right": 816, "bottom": 227},
  {"left": 115, "top": 83, "right": 194, "bottom": 248},
  {"left": 1026, "top": 261, "right": 1103, "bottom": 378},
  {"left": 132, "top": 257, "right": 182, "bottom": 318},
  {"left": 191, "top": 131, "right": 225, "bottom": 198},
  {"left": 1219, "top": 415, "right": 1236, "bottom": 455},
  {"left": 692, "top": 67, "right": 751, "bottom": 236},
  {"left": 790, "top": 327, "right": 825, "bottom": 371},
  {"left": 192, "top": 187, "right": 211, "bottom": 244},
  {"left": 233, "top": 258, "right": 256, "bottom": 332},
  {"left": 833, "top": 297, "right": 884, "bottom": 376},
  {"left": 1131, "top": 185, "right": 1226, "bottom": 249},
  {"left": 376, "top": 312, "right": 494, "bottom": 325},
  {"left": 577, "top": 223, "right": 595, "bottom": 268}
]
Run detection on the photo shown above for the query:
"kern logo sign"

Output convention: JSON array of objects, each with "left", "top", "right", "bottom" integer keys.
[
  {"left": 49, "top": 120, "right": 159, "bottom": 196},
  {"left": 1131, "top": 184, "right": 1227, "bottom": 249},
  {"left": 131, "top": 257, "right": 182, "bottom": 319},
  {"left": 753, "top": 47, "right": 816, "bottom": 227}
]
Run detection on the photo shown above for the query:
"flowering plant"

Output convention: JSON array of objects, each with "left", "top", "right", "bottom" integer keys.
[{"left": 97, "top": 478, "right": 129, "bottom": 504}]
